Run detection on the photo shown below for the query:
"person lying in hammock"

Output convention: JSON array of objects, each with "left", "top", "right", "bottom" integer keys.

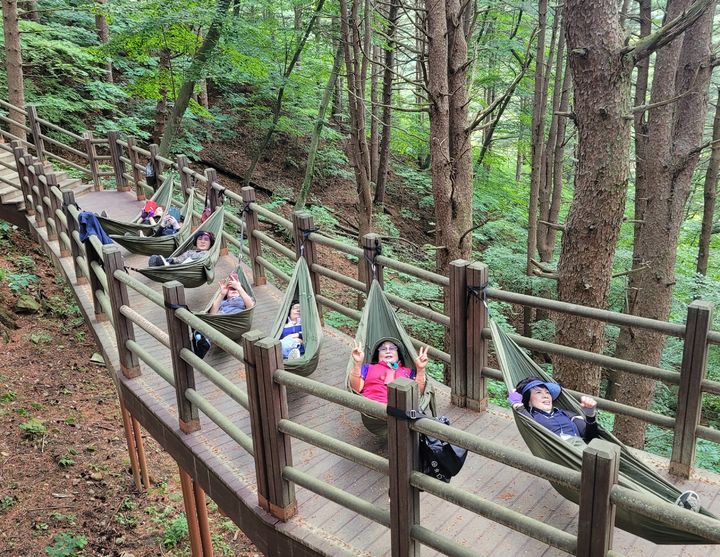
[
  {"left": 349, "top": 338, "right": 429, "bottom": 404},
  {"left": 147, "top": 230, "right": 214, "bottom": 267},
  {"left": 210, "top": 273, "right": 254, "bottom": 314},
  {"left": 279, "top": 301, "right": 303, "bottom": 360},
  {"left": 508, "top": 377, "right": 598, "bottom": 443}
]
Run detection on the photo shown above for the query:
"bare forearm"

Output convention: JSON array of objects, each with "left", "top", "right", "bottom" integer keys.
[{"left": 349, "top": 362, "right": 363, "bottom": 392}]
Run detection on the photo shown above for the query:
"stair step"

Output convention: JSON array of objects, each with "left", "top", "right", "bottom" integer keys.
[
  {"left": 1, "top": 190, "right": 23, "bottom": 204},
  {"left": 0, "top": 181, "right": 21, "bottom": 196},
  {"left": 59, "top": 177, "right": 82, "bottom": 189},
  {"left": 0, "top": 166, "right": 18, "bottom": 178},
  {"left": 0, "top": 150, "right": 16, "bottom": 163}
]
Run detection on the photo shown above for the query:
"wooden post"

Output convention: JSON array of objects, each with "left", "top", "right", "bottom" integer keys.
[
  {"left": 44, "top": 172, "right": 61, "bottom": 242},
  {"left": 12, "top": 143, "right": 33, "bottom": 216},
  {"left": 163, "top": 281, "right": 200, "bottom": 433},
  {"left": 26, "top": 105, "right": 45, "bottom": 161},
  {"left": 126, "top": 137, "right": 144, "bottom": 199},
  {"left": 102, "top": 245, "right": 141, "bottom": 378},
  {"left": 52, "top": 171, "right": 70, "bottom": 257},
  {"left": 176, "top": 154, "right": 193, "bottom": 202},
  {"left": 107, "top": 131, "right": 128, "bottom": 191},
  {"left": 242, "top": 330, "right": 271, "bottom": 512},
  {"left": 37, "top": 169, "right": 56, "bottom": 240},
  {"left": 387, "top": 378, "right": 420, "bottom": 557},
  {"left": 179, "top": 467, "right": 204, "bottom": 557},
  {"left": 241, "top": 186, "right": 266, "bottom": 286},
  {"left": 292, "top": 211, "right": 322, "bottom": 321},
  {"left": 63, "top": 191, "right": 85, "bottom": 283},
  {"left": 83, "top": 131, "right": 102, "bottom": 190},
  {"left": 85, "top": 235, "right": 107, "bottom": 322},
  {"left": 193, "top": 481, "right": 213, "bottom": 557},
  {"left": 449, "top": 260, "right": 470, "bottom": 407},
  {"left": 361, "top": 233, "right": 384, "bottom": 291},
  {"left": 670, "top": 300, "right": 714, "bottom": 478},
  {"left": 577, "top": 439, "right": 620, "bottom": 557},
  {"left": 30, "top": 162, "right": 45, "bottom": 228},
  {"left": 205, "top": 168, "right": 226, "bottom": 255},
  {"left": 119, "top": 401, "right": 143, "bottom": 491},
  {"left": 253, "top": 337, "right": 296, "bottom": 520},
  {"left": 465, "top": 262, "right": 488, "bottom": 411},
  {"left": 149, "top": 143, "right": 163, "bottom": 188}
]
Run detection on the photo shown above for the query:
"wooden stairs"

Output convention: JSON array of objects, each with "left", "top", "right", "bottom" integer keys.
[{"left": 0, "top": 149, "right": 93, "bottom": 229}]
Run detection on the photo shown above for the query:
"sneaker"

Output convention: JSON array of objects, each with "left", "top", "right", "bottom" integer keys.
[
  {"left": 675, "top": 490, "right": 700, "bottom": 512},
  {"left": 148, "top": 254, "right": 167, "bottom": 267},
  {"left": 287, "top": 348, "right": 302, "bottom": 360},
  {"left": 191, "top": 331, "right": 212, "bottom": 359}
]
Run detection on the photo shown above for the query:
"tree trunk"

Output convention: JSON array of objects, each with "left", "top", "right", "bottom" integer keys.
[
  {"left": 2, "top": 0, "right": 26, "bottom": 142},
  {"left": 697, "top": 88, "right": 720, "bottom": 275},
  {"left": 198, "top": 78, "right": 209, "bottom": 109},
  {"left": 369, "top": 41, "right": 381, "bottom": 186},
  {"left": 610, "top": 0, "right": 715, "bottom": 448},
  {"left": 152, "top": 48, "right": 171, "bottom": 143},
  {"left": 244, "top": 0, "right": 326, "bottom": 182},
  {"left": 95, "top": 0, "right": 112, "bottom": 82},
  {"left": 554, "top": 0, "right": 633, "bottom": 394},
  {"left": 296, "top": 45, "right": 343, "bottom": 211}
]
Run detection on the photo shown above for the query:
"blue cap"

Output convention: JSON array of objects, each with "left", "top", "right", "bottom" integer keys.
[{"left": 520, "top": 379, "right": 561, "bottom": 400}]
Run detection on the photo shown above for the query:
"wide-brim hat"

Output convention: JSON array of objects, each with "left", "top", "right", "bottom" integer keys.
[{"left": 519, "top": 379, "right": 561, "bottom": 400}]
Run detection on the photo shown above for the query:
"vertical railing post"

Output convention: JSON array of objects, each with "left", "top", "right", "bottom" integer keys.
[
  {"left": 465, "top": 262, "right": 488, "bottom": 411},
  {"left": 38, "top": 169, "right": 55, "bottom": 239},
  {"left": 83, "top": 131, "right": 101, "bottom": 190},
  {"left": 106, "top": 131, "right": 128, "bottom": 192},
  {"left": 86, "top": 237, "right": 107, "bottom": 322},
  {"left": 52, "top": 171, "right": 70, "bottom": 258},
  {"left": 577, "top": 439, "right": 620, "bottom": 557},
  {"left": 45, "top": 172, "right": 61, "bottom": 242},
  {"left": 26, "top": 105, "right": 45, "bottom": 161},
  {"left": 102, "top": 245, "right": 141, "bottom": 378},
  {"left": 125, "top": 137, "right": 144, "bottom": 199},
  {"left": 12, "top": 143, "right": 33, "bottom": 216},
  {"left": 292, "top": 211, "right": 322, "bottom": 321},
  {"left": 241, "top": 186, "right": 266, "bottom": 286},
  {"left": 670, "top": 300, "right": 714, "bottom": 478},
  {"left": 205, "top": 168, "right": 226, "bottom": 256},
  {"left": 149, "top": 144, "right": 163, "bottom": 187},
  {"left": 242, "top": 330, "right": 271, "bottom": 512},
  {"left": 62, "top": 191, "right": 85, "bottom": 284},
  {"left": 253, "top": 337, "right": 296, "bottom": 520},
  {"left": 449, "top": 260, "right": 470, "bottom": 407},
  {"left": 361, "top": 233, "right": 384, "bottom": 291},
  {"left": 162, "top": 281, "right": 200, "bottom": 433},
  {"left": 176, "top": 154, "right": 192, "bottom": 202},
  {"left": 30, "top": 162, "right": 45, "bottom": 228},
  {"left": 387, "top": 378, "right": 420, "bottom": 557}
]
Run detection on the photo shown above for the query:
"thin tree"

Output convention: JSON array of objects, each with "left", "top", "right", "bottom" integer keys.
[
  {"left": 2, "top": 0, "right": 26, "bottom": 142},
  {"left": 697, "top": 89, "right": 720, "bottom": 276},
  {"left": 158, "top": 0, "right": 232, "bottom": 157},
  {"left": 95, "top": 0, "right": 113, "bottom": 82}
]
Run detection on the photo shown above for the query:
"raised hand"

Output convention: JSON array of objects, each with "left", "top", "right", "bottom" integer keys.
[
  {"left": 351, "top": 342, "right": 365, "bottom": 364},
  {"left": 580, "top": 396, "right": 597, "bottom": 410},
  {"left": 415, "top": 345, "right": 429, "bottom": 372}
]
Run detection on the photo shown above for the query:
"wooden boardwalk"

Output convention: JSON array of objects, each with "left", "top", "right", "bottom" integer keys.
[{"left": 33, "top": 189, "right": 720, "bottom": 557}]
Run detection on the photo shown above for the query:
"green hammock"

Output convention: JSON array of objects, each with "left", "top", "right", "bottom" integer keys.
[
  {"left": 98, "top": 176, "right": 175, "bottom": 236},
  {"left": 134, "top": 207, "right": 225, "bottom": 288},
  {"left": 489, "top": 320, "right": 719, "bottom": 545},
  {"left": 269, "top": 257, "right": 322, "bottom": 377},
  {"left": 345, "top": 280, "right": 436, "bottom": 437},
  {"left": 194, "top": 266, "right": 255, "bottom": 340},
  {"left": 109, "top": 189, "right": 196, "bottom": 257}
]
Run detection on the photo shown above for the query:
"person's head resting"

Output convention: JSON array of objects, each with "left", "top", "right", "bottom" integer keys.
[
  {"left": 193, "top": 230, "right": 215, "bottom": 250},
  {"left": 515, "top": 377, "right": 561, "bottom": 412},
  {"left": 225, "top": 284, "right": 240, "bottom": 300},
  {"left": 372, "top": 337, "right": 402, "bottom": 366},
  {"left": 288, "top": 300, "right": 301, "bottom": 323}
]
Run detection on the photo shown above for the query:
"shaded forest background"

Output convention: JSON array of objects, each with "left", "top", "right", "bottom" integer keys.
[{"left": 1, "top": 0, "right": 720, "bottom": 472}]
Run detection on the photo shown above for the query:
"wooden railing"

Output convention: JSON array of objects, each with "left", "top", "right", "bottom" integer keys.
[{"left": 4, "top": 111, "right": 720, "bottom": 555}]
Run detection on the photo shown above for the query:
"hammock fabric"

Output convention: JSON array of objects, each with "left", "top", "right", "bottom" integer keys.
[
  {"left": 489, "top": 320, "right": 719, "bottom": 545},
  {"left": 269, "top": 257, "right": 322, "bottom": 377},
  {"left": 134, "top": 207, "right": 225, "bottom": 288},
  {"left": 194, "top": 265, "right": 255, "bottom": 340},
  {"left": 110, "top": 189, "right": 196, "bottom": 257},
  {"left": 345, "top": 280, "right": 436, "bottom": 437},
  {"left": 98, "top": 176, "right": 174, "bottom": 237}
]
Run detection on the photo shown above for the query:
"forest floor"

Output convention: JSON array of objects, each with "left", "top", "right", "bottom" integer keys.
[{"left": 0, "top": 224, "right": 259, "bottom": 556}]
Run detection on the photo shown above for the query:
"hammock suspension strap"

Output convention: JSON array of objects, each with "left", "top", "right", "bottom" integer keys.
[
  {"left": 467, "top": 282, "right": 490, "bottom": 313},
  {"left": 387, "top": 406, "right": 425, "bottom": 421},
  {"left": 298, "top": 226, "right": 319, "bottom": 257},
  {"left": 164, "top": 301, "right": 189, "bottom": 311}
]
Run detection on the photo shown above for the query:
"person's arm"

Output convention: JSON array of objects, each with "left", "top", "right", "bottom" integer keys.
[
  {"left": 210, "top": 281, "right": 229, "bottom": 314},
  {"left": 579, "top": 395, "right": 599, "bottom": 441},
  {"left": 228, "top": 279, "right": 254, "bottom": 309},
  {"left": 414, "top": 345, "right": 429, "bottom": 395},
  {"left": 349, "top": 342, "right": 365, "bottom": 392}
]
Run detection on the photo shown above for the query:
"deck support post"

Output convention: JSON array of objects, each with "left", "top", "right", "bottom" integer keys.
[
  {"left": 361, "top": 233, "right": 384, "bottom": 291},
  {"left": 163, "top": 281, "right": 200, "bottom": 433},
  {"left": 577, "top": 439, "right": 620, "bottom": 557},
  {"left": 125, "top": 137, "right": 144, "bottom": 199},
  {"left": 671, "top": 300, "right": 713, "bottom": 478},
  {"left": 176, "top": 154, "right": 193, "bottom": 202},
  {"left": 205, "top": 168, "right": 227, "bottom": 256},
  {"left": 242, "top": 330, "right": 271, "bottom": 511},
  {"left": 292, "top": 211, "right": 322, "bottom": 321},
  {"left": 465, "top": 262, "right": 488, "bottom": 411},
  {"left": 387, "top": 378, "right": 420, "bottom": 557},
  {"left": 253, "top": 337, "right": 296, "bottom": 520},
  {"left": 449, "top": 260, "right": 470, "bottom": 406},
  {"left": 241, "top": 186, "right": 266, "bottom": 286},
  {"left": 107, "top": 131, "right": 128, "bottom": 191},
  {"left": 148, "top": 143, "right": 163, "bottom": 190},
  {"left": 83, "top": 131, "right": 101, "bottom": 190},
  {"left": 179, "top": 467, "right": 207, "bottom": 557},
  {"left": 26, "top": 105, "right": 45, "bottom": 161},
  {"left": 102, "top": 245, "right": 141, "bottom": 378},
  {"left": 62, "top": 191, "right": 86, "bottom": 284},
  {"left": 30, "top": 162, "right": 45, "bottom": 228},
  {"left": 118, "top": 400, "right": 145, "bottom": 491},
  {"left": 12, "top": 143, "right": 34, "bottom": 216}
]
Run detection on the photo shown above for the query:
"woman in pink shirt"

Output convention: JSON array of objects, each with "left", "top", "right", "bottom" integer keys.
[{"left": 349, "top": 338, "right": 429, "bottom": 404}]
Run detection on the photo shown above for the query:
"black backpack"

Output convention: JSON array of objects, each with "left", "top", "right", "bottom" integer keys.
[{"left": 418, "top": 416, "right": 468, "bottom": 483}]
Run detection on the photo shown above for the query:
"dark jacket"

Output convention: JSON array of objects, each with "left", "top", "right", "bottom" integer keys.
[{"left": 517, "top": 406, "right": 598, "bottom": 443}]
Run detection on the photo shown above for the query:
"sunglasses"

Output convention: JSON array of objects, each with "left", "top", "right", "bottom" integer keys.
[{"left": 378, "top": 344, "right": 398, "bottom": 353}]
